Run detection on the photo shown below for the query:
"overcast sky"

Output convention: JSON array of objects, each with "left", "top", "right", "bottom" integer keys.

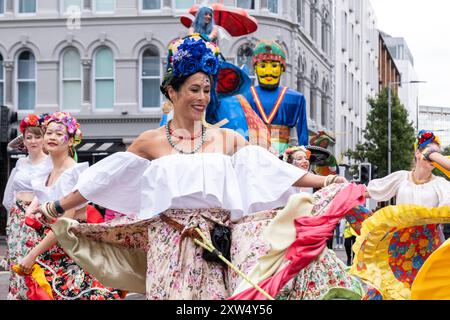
[{"left": 371, "top": 0, "right": 450, "bottom": 107}]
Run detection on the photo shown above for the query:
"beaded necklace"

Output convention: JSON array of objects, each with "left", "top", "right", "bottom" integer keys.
[
  {"left": 411, "top": 169, "right": 433, "bottom": 185},
  {"left": 165, "top": 120, "right": 206, "bottom": 154}
]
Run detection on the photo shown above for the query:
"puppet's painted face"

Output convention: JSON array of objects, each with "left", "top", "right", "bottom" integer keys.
[{"left": 255, "top": 60, "right": 283, "bottom": 89}]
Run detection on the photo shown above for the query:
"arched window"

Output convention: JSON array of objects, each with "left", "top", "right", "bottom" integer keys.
[
  {"left": 321, "top": 10, "right": 329, "bottom": 54},
  {"left": 141, "top": 46, "right": 161, "bottom": 109},
  {"left": 17, "top": 51, "right": 36, "bottom": 110},
  {"left": 268, "top": 0, "right": 278, "bottom": 14},
  {"left": 309, "top": 68, "right": 318, "bottom": 121},
  {"left": 296, "top": 55, "right": 306, "bottom": 94},
  {"left": 310, "top": 0, "right": 316, "bottom": 40},
  {"left": 94, "top": 47, "right": 114, "bottom": 110},
  {"left": 0, "top": 54, "right": 4, "bottom": 105},
  {"left": 321, "top": 80, "right": 329, "bottom": 127},
  {"left": 297, "top": 0, "right": 305, "bottom": 25},
  {"left": 62, "top": 48, "right": 82, "bottom": 110},
  {"left": 237, "top": 43, "right": 255, "bottom": 83}
]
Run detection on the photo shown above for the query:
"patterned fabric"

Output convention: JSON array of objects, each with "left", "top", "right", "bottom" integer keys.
[
  {"left": 350, "top": 205, "right": 450, "bottom": 300},
  {"left": 345, "top": 205, "right": 373, "bottom": 235},
  {"left": 388, "top": 225, "right": 441, "bottom": 287},
  {"left": 23, "top": 222, "right": 122, "bottom": 300},
  {"left": 6, "top": 201, "right": 40, "bottom": 300},
  {"left": 276, "top": 250, "right": 364, "bottom": 300}
]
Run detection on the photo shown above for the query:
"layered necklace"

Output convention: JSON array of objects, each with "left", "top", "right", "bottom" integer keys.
[
  {"left": 165, "top": 120, "right": 206, "bottom": 154},
  {"left": 411, "top": 169, "right": 433, "bottom": 185}
]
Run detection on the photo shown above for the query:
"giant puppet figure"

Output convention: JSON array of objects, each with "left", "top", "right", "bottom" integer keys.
[{"left": 242, "top": 41, "right": 309, "bottom": 155}]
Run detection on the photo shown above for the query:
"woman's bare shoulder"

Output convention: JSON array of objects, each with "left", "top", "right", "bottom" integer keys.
[
  {"left": 219, "top": 128, "right": 249, "bottom": 155},
  {"left": 127, "top": 128, "right": 165, "bottom": 160}
]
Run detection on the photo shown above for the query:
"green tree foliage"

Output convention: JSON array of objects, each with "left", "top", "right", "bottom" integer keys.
[{"left": 346, "top": 88, "right": 416, "bottom": 178}]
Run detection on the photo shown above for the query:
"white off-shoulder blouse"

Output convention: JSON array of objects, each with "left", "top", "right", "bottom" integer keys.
[
  {"left": 367, "top": 170, "right": 450, "bottom": 207},
  {"left": 74, "top": 145, "right": 307, "bottom": 222},
  {"left": 2, "top": 156, "right": 53, "bottom": 211},
  {"left": 32, "top": 162, "right": 89, "bottom": 208}
]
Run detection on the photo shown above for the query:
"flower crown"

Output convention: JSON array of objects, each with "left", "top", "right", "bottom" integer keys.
[
  {"left": 170, "top": 36, "right": 219, "bottom": 77},
  {"left": 44, "top": 112, "right": 83, "bottom": 146},
  {"left": 415, "top": 130, "right": 441, "bottom": 150},
  {"left": 283, "top": 146, "right": 311, "bottom": 162},
  {"left": 161, "top": 35, "right": 220, "bottom": 97},
  {"left": 19, "top": 113, "right": 47, "bottom": 134}
]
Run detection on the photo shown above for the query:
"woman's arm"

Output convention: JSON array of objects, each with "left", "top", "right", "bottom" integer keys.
[
  {"left": 209, "top": 25, "right": 218, "bottom": 41},
  {"left": 19, "top": 231, "right": 57, "bottom": 274},
  {"left": 293, "top": 172, "right": 347, "bottom": 189},
  {"left": 429, "top": 152, "right": 450, "bottom": 171}
]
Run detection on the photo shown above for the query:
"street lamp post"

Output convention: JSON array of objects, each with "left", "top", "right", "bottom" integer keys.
[{"left": 387, "top": 80, "right": 426, "bottom": 175}]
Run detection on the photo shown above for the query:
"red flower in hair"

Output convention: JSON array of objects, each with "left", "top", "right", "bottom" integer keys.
[{"left": 19, "top": 114, "right": 40, "bottom": 134}]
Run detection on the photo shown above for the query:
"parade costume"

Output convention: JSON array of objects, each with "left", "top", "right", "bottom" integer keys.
[
  {"left": 349, "top": 131, "right": 450, "bottom": 300},
  {"left": 2, "top": 114, "right": 52, "bottom": 300},
  {"left": 15, "top": 112, "right": 122, "bottom": 300},
  {"left": 241, "top": 41, "right": 309, "bottom": 155},
  {"left": 47, "top": 37, "right": 375, "bottom": 300}
]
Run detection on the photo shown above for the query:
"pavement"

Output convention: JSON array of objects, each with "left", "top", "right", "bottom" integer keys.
[{"left": 0, "top": 236, "right": 349, "bottom": 300}]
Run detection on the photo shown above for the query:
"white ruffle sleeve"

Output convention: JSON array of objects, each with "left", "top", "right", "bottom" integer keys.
[
  {"left": 32, "top": 162, "right": 89, "bottom": 210},
  {"left": 231, "top": 145, "right": 307, "bottom": 214},
  {"left": 434, "top": 177, "right": 450, "bottom": 206},
  {"left": 367, "top": 170, "right": 409, "bottom": 202},
  {"left": 2, "top": 167, "right": 17, "bottom": 212},
  {"left": 75, "top": 152, "right": 150, "bottom": 215}
]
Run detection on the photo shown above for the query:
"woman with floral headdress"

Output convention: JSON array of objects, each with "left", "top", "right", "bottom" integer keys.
[
  {"left": 14, "top": 112, "right": 122, "bottom": 300},
  {"left": 283, "top": 146, "right": 313, "bottom": 194},
  {"left": 1, "top": 114, "right": 52, "bottom": 299},
  {"left": 348, "top": 130, "right": 450, "bottom": 300},
  {"left": 29, "top": 36, "right": 356, "bottom": 300},
  {"left": 188, "top": 5, "right": 218, "bottom": 43},
  {"left": 367, "top": 130, "right": 449, "bottom": 209}
]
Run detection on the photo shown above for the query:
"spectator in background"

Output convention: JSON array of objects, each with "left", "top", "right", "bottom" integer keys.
[{"left": 344, "top": 221, "right": 358, "bottom": 266}]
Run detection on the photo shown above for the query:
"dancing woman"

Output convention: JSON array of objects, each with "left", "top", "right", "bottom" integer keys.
[
  {"left": 2, "top": 114, "right": 52, "bottom": 299},
  {"left": 33, "top": 36, "right": 351, "bottom": 300},
  {"left": 350, "top": 130, "right": 450, "bottom": 299},
  {"left": 17, "top": 112, "right": 121, "bottom": 300}
]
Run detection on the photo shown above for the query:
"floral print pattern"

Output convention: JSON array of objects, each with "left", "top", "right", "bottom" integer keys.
[
  {"left": 388, "top": 224, "right": 442, "bottom": 287},
  {"left": 21, "top": 217, "right": 122, "bottom": 300},
  {"left": 6, "top": 201, "right": 40, "bottom": 300}
]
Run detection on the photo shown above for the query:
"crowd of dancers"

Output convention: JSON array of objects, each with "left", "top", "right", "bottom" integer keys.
[{"left": 1, "top": 4, "right": 450, "bottom": 300}]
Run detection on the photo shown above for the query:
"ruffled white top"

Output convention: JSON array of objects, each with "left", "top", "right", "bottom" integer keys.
[
  {"left": 2, "top": 156, "right": 53, "bottom": 211},
  {"left": 75, "top": 145, "right": 307, "bottom": 222},
  {"left": 367, "top": 170, "right": 450, "bottom": 207},
  {"left": 32, "top": 162, "right": 89, "bottom": 209}
]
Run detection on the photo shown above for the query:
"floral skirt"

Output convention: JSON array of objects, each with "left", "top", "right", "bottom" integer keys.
[
  {"left": 53, "top": 202, "right": 373, "bottom": 300},
  {"left": 21, "top": 222, "right": 122, "bottom": 300},
  {"left": 5, "top": 200, "right": 41, "bottom": 300}
]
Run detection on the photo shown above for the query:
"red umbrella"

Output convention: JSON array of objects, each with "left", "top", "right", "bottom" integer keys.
[{"left": 180, "top": 3, "right": 258, "bottom": 37}]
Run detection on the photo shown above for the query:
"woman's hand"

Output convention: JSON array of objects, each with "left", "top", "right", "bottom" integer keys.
[
  {"left": 334, "top": 176, "right": 348, "bottom": 184},
  {"left": 18, "top": 253, "right": 37, "bottom": 275}
]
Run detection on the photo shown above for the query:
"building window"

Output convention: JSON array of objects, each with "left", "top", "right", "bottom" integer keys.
[
  {"left": 310, "top": 3, "right": 316, "bottom": 39},
  {"left": 0, "top": 54, "right": 3, "bottom": 105},
  {"left": 268, "top": 0, "right": 278, "bottom": 14},
  {"left": 94, "top": 47, "right": 114, "bottom": 110},
  {"left": 0, "top": 0, "right": 4, "bottom": 14},
  {"left": 296, "top": 0, "right": 304, "bottom": 25},
  {"left": 18, "top": 0, "right": 36, "bottom": 13},
  {"left": 63, "top": 0, "right": 82, "bottom": 12},
  {"left": 142, "top": 0, "right": 161, "bottom": 10},
  {"left": 236, "top": 0, "right": 255, "bottom": 10},
  {"left": 309, "top": 87, "right": 316, "bottom": 121},
  {"left": 174, "top": 0, "right": 193, "bottom": 9},
  {"left": 296, "top": 55, "right": 306, "bottom": 94},
  {"left": 94, "top": 0, "right": 114, "bottom": 12},
  {"left": 321, "top": 80, "right": 328, "bottom": 127},
  {"left": 141, "top": 47, "right": 161, "bottom": 109},
  {"left": 237, "top": 43, "right": 256, "bottom": 83},
  {"left": 321, "top": 12, "right": 328, "bottom": 54},
  {"left": 62, "top": 48, "right": 82, "bottom": 110},
  {"left": 17, "top": 51, "right": 36, "bottom": 110}
]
